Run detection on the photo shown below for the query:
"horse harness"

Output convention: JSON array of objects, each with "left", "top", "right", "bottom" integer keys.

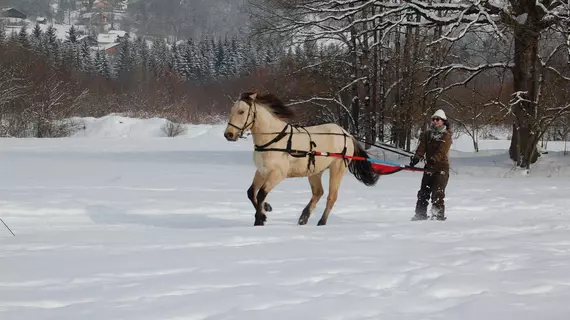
[
  {"left": 228, "top": 99, "right": 350, "bottom": 171},
  {"left": 254, "top": 124, "right": 352, "bottom": 171},
  {"left": 226, "top": 98, "right": 256, "bottom": 139}
]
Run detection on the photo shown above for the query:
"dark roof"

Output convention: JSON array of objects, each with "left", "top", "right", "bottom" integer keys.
[{"left": 2, "top": 8, "right": 27, "bottom": 19}]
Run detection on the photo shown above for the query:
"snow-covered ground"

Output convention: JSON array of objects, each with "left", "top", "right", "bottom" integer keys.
[{"left": 1, "top": 115, "right": 570, "bottom": 319}]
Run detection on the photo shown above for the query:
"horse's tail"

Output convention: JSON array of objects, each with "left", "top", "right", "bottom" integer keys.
[{"left": 348, "top": 137, "right": 380, "bottom": 186}]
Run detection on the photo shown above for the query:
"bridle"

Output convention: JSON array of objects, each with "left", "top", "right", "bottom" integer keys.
[{"left": 227, "top": 100, "right": 257, "bottom": 138}]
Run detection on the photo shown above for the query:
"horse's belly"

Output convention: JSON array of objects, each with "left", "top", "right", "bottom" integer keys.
[{"left": 287, "top": 157, "right": 330, "bottom": 177}]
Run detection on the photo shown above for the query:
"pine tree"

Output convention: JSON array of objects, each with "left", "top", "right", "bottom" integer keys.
[
  {"left": 178, "top": 40, "right": 192, "bottom": 81},
  {"left": 32, "top": 24, "right": 42, "bottom": 40},
  {"left": 228, "top": 36, "right": 241, "bottom": 76},
  {"left": 18, "top": 26, "right": 29, "bottom": 49},
  {"left": 134, "top": 36, "right": 150, "bottom": 80},
  {"left": 60, "top": 42, "right": 76, "bottom": 68},
  {"left": 197, "top": 36, "right": 214, "bottom": 80},
  {"left": 28, "top": 24, "right": 42, "bottom": 54},
  {"left": 67, "top": 25, "right": 78, "bottom": 43},
  {"left": 45, "top": 26, "right": 57, "bottom": 47},
  {"left": 80, "top": 41, "right": 93, "bottom": 73},
  {"left": 149, "top": 38, "right": 171, "bottom": 78},
  {"left": 0, "top": 21, "right": 5, "bottom": 44},
  {"left": 213, "top": 40, "right": 224, "bottom": 79},
  {"left": 94, "top": 50, "right": 111, "bottom": 79},
  {"left": 42, "top": 26, "right": 61, "bottom": 66},
  {"left": 170, "top": 41, "right": 179, "bottom": 74},
  {"left": 188, "top": 38, "right": 201, "bottom": 81},
  {"left": 115, "top": 34, "right": 133, "bottom": 81},
  {"left": 242, "top": 40, "right": 258, "bottom": 74}
]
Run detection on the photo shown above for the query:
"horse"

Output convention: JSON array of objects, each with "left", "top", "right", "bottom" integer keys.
[{"left": 224, "top": 92, "right": 380, "bottom": 226}]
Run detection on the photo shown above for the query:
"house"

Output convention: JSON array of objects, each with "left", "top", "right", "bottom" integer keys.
[
  {"left": 94, "top": 0, "right": 124, "bottom": 9},
  {"left": 93, "top": 1, "right": 110, "bottom": 10},
  {"left": 99, "top": 42, "right": 122, "bottom": 56},
  {"left": 108, "top": 30, "right": 126, "bottom": 38},
  {"left": 1, "top": 8, "right": 27, "bottom": 26},
  {"left": 79, "top": 11, "right": 109, "bottom": 27},
  {"left": 1, "top": 8, "right": 26, "bottom": 19},
  {"left": 97, "top": 32, "right": 117, "bottom": 44},
  {"left": 77, "top": 35, "right": 98, "bottom": 46},
  {"left": 97, "top": 30, "right": 126, "bottom": 44}
]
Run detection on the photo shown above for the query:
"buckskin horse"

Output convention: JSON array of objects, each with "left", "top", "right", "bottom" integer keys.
[{"left": 224, "top": 92, "right": 380, "bottom": 226}]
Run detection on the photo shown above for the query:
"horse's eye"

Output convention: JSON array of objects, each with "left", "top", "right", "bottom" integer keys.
[{"left": 238, "top": 110, "right": 245, "bottom": 115}]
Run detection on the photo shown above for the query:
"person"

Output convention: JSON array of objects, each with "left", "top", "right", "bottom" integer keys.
[{"left": 409, "top": 109, "right": 452, "bottom": 221}]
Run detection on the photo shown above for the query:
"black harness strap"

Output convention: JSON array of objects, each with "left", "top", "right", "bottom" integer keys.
[
  {"left": 341, "top": 131, "right": 349, "bottom": 167},
  {"left": 296, "top": 125, "right": 317, "bottom": 171},
  {"left": 228, "top": 101, "right": 256, "bottom": 138},
  {"left": 255, "top": 124, "right": 290, "bottom": 150},
  {"left": 254, "top": 123, "right": 319, "bottom": 171}
]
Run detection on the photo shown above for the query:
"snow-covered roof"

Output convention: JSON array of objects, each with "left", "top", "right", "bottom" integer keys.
[
  {"left": 108, "top": 30, "right": 126, "bottom": 37},
  {"left": 77, "top": 35, "right": 97, "bottom": 42},
  {"left": 97, "top": 33, "right": 119, "bottom": 44},
  {"left": 98, "top": 42, "right": 121, "bottom": 51}
]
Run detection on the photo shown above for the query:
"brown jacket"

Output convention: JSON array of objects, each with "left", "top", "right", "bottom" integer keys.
[{"left": 415, "top": 129, "right": 452, "bottom": 170}]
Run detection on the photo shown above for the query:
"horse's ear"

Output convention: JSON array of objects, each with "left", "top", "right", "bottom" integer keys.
[{"left": 249, "top": 92, "right": 257, "bottom": 100}]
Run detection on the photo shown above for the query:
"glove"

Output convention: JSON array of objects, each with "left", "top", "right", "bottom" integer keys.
[{"left": 409, "top": 155, "right": 420, "bottom": 167}]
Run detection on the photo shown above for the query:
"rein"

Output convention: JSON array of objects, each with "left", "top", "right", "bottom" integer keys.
[{"left": 250, "top": 129, "right": 414, "bottom": 158}]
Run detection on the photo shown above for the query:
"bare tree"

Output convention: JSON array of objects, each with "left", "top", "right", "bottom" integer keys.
[
  {"left": 23, "top": 72, "right": 88, "bottom": 138},
  {"left": 247, "top": 0, "right": 436, "bottom": 148},
  {"left": 248, "top": 0, "right": 570, "bottom": 169},
  {"left": 0, "top": 72, "right": 26, "bottom": 137},
  {"left": 161, "top": 120, "right": 187, "bottom": 137}
]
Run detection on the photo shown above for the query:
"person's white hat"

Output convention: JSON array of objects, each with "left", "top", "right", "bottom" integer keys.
[{"left": 432, "top": 109, "right": 447, "bottom": 120}]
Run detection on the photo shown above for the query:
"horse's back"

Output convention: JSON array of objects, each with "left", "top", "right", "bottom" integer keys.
[{"left": 306, "top": 123, "right": 353, "bottom": 154}]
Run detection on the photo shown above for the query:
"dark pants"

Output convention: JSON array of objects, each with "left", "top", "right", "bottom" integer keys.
[{"left": 415, "top": 169, "right": 449, "bottom": 218}]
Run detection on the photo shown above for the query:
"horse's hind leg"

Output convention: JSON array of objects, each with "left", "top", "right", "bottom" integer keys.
[
  {"left": 298, "top": 173, "right": 324, "bottom": 225},
  {"left": 247, "top": 170, "right": 273, "bottom": 213},
  {"left": 317, "top": 162, "right": 347, "bottom": 226},
  {"left": 254, "top": 171, "right": 285, "bottom": 226}
]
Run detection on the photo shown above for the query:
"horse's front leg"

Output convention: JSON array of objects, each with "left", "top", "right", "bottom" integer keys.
[
  {"left": 254, "top": 170, "right": 285, "bottom": 226},
  {"left": 247, "top": 170, "right": 273, "bottom": 210}
]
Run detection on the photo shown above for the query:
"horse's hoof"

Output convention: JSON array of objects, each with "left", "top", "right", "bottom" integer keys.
[
  {"left": 298, "top": 216, "right": 309, "bottom": 225},
  {"left": 264, "top": 202, "right": 273, "bottom": 212},
  {"left": 254, "top": 214, "right": 266, "bottom": 226},
  {"left": 317, "top": 219, "right": 326, "bottom": 226}
]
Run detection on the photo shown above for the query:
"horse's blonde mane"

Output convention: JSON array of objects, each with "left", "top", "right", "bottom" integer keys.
[{"left": 240, "top": 92, "right": 295, "bottom": 120}]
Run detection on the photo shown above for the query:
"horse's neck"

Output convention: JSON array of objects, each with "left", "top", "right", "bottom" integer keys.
[{"left": 251, "top": 108, "right": 288, "bottom": 146}]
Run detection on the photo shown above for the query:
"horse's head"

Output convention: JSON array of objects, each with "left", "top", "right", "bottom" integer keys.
[{"left": 224, "top": 92, "right": 257, "bottom": 141}]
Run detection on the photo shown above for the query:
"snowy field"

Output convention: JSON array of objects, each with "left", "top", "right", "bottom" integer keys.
[{"left": 1, "top": 115, "right": 570, "bottom": 319}]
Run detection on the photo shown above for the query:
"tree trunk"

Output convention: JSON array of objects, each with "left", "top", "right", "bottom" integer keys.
[
  {"left": 392, "top": 25, "right": 405, "bottom": 148},
  {"left": 366, "top": 6, "right": 378, "bottom": 149},
  {"left": 349, "top": 3, "right": 360, "bottom": 135},
  {"left": 509, "top": 26, "right": 540, "bottom": 168},
  {"left": 377, "top": 9, "right": 386, "bottom": 143},
  {"left": 362, "top": 7, "right": 374, "bottom": 149}
]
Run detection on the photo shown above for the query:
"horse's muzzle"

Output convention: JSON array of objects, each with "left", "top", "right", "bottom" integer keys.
[{"left": 224, "top": 131, "right": 237, "bottom": 141}]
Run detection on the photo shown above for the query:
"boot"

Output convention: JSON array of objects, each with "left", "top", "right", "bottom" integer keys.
[
  {"left": 411, "top": 213, "right": 428, "bottom": 221},
  {"left": 430, "top": 207, "right": 446, "bottom": 221}
]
